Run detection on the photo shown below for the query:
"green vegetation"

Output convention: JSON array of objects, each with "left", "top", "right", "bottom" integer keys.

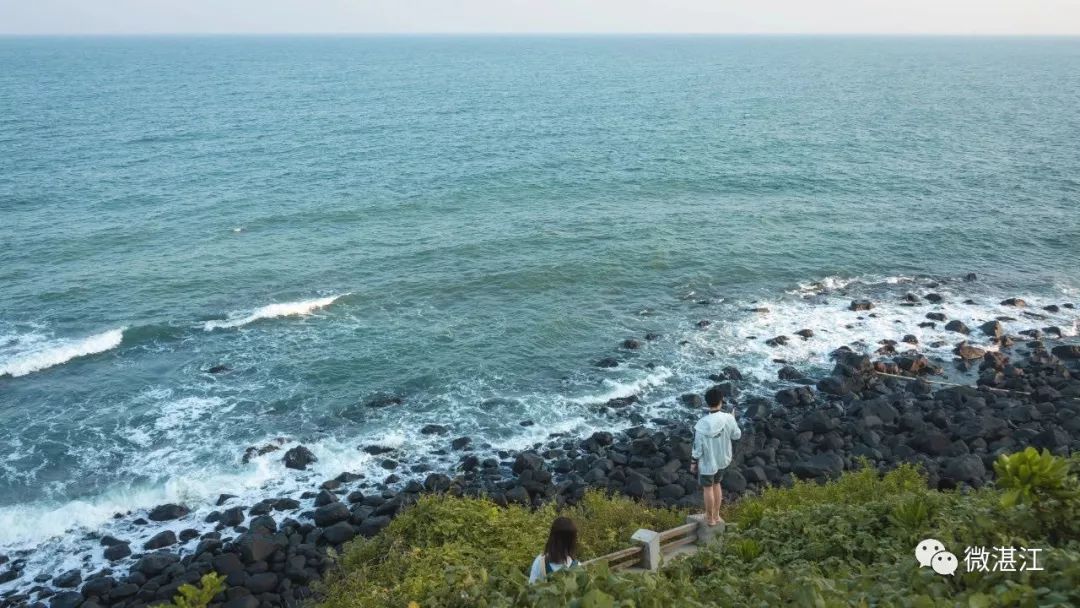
[
  {"left": 158, "top": 572, "right": 225, "bottom": 608},
  {"left": 318, "top": 452, "right": 1080, "bottom": 607},
  {"left": 315, "top": 490, "right": 685, "bottom": 608}
]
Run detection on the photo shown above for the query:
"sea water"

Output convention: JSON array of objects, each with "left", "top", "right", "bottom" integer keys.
[{"left": 1, "top": 35, "right": 1079, "bottom": 585}]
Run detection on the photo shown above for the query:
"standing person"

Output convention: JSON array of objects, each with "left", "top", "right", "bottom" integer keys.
[
  {"left": 529, "top": 517, "right": 580, "bottom": 584},
  {"left": 691, "top": 386, "right": 742, "bottom": 526}
]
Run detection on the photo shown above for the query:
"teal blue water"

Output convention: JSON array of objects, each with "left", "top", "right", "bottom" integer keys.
[{"left": 1, "top": 36, "right": 1079, "bottom": 576}]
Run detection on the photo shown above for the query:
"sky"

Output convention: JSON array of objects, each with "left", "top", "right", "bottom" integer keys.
[{"left": 1, "top": 0, "right": 1078, "bottom": 36}]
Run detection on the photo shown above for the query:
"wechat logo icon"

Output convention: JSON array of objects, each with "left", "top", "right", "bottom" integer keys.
[{"left": 916, "top": 538, "right": 957, "bottom": 576}]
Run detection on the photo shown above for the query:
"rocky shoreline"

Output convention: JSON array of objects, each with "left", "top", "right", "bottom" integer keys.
[{"left": 2, "top": 296, "right": 1079, "bottom": 608}]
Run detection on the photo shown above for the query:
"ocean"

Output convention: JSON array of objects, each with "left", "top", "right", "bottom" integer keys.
[{"left": 1, "top": 35, "right": 1079, "bottom": 584}]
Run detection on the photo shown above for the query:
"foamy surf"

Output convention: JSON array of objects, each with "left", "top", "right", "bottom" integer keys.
[
  {"left": 203, "top": 294, "right": 350, "bottom": 331},
  {"left": 0, "top": 328, "right": 124, "bottom": 378}
]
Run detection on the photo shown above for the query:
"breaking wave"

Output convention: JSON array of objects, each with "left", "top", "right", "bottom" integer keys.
[
  {"left": 0, "top": 328, "right": 125, "bottom": 378},
  {"left": 203, "top": 294, "right": 350, "bottom": 331}
]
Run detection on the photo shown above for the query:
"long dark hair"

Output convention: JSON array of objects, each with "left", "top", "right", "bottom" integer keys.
[{"left": 544, "top": 516, "right": 578, "bottom": 564}]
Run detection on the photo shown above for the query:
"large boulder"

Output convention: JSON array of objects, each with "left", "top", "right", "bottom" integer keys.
[
  {"left": 953, "top": 342, "right": 986, "bottom": 360},
  {"left": 944, "top": 320, "right": 970, "bottom": 335},
  {"left": 943, "top": 455, "right": 986, "bottom": 486},
  {"left": 314, "top": 502, "right": 351, "bottom": 527},
  {"left": 322, "top": 521, "right": 357, "bottom": 545},
  {"left": 1051, "top": 345, "right": 1080, "bottom": 360},
  {"left": 134, "top": 552, "right": 180, "bottom": 576},
  {"left": 143, "top": 530, "right": 177, "bottom": 550},
  {"left": 147, "top": 503, "right": 188, "bottom": 521},
  {"left": 979, "top": 321, "right": 1004, "bottom": 338},
  {"left": 792, "top": 454, "right": 845, "bottom": 479},
  {"left": 283, "top": 445, "right": 317, "bottom": 470},
  {"left": 512, "top": 452, "right": 545, "bottom": 475}
]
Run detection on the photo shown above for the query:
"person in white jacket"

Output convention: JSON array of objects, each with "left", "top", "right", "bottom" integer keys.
[{"left": 691, "top": 386, "right": 742, "bottom": 526}]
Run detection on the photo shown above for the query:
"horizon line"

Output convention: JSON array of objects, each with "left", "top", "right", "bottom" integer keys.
[{"left": 2, "top": 31, "right": 1080, "bottom": 38}]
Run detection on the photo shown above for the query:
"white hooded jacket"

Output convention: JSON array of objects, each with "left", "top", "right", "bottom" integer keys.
[{"left": 692, "top": 411, "right": 742, "bottom": 476}]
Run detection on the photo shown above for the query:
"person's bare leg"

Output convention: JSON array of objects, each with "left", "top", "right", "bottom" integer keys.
[
  {"left": 702, "top": 485, "right": 715, "bottom": 525},
  {"left": 712, "top": 485, "right": 723, "bottom": 522}
]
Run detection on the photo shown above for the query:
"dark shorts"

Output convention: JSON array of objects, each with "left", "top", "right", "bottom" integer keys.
[{"left": 698, "top": 471, "right": 720, "bottom": 488}]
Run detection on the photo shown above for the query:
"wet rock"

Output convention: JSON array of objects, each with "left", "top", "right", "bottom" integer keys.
[
  {"left": 680, "top": 393, "right": 704, "bottom": 408},
  {"left": 365, "top": 393, "right": 404, "bottom": 408},
  {"left": 849, "top": 300, "right": 874, "bottom": 311},
  {"left": 147, "top": 503, "right": 189, "bottom": 521},
  {"left": 134, "top": 552, "right": 180, "bottom": 576},
  {"left": 765, "top": 336, "right": 788, "bottom": 347},
  {"left": 50, "top": 592, "right": 83, "bottom": 608},
  {"left": 220, "top": 506, "right": 245, "bottom": 527},
  {"left": 1000, "top": 298, "right": 1026, "bottom": 307},
  {"left": 513, "top": 452, "right": 545, "bottom": 475},
  {"left": 103, "top": 543, "right": 131, "bottom": 561},
  {"left": 901, "top": 334, "right": 918, "bottom": 345},
  {"left": 622, "top": 339, "right": 641, "bottom": 350},
  {"left": 795, "top": 329, "right": 814, "bottom": 339},
  {"left": 274, "top": 497, "right": 301, "bottom": 511},
  {"left": 283, "top": 445, "right": 317, "bottom": 470},
  {"left": 314, "top": 502, "right": 350, "bottom": 527},
  {"left": 605, "top": 395, "right": 640, "bottom": 408},
  {"left": 322, "top": 522, "right": 356, "bottom": 545},
  {"left": 944, "top": 320, "right": 969, "bottom": 334},
  {"left": 964, "top": 273, "right": 978, "bottom": 282},
  {"left": 696, "top": 320, "right": 711, "bottom": 328},
  {"left": 451, "top": 436, "right": 472, "bottom": 450},
  {"left": 1051, "top": 345, "right": 1080, "bottom": 360},
  {"left": 778, "top": 366, "right": 804, "bottom": 381},
  {"left": 421, "top": 424, "right": 449, "bottom": 435},
  {"left": 595, "top": 357, "right": 619, "bottom": 368},
  {"left": 143, "top": 530, "right": 177, "bottom": 550},
  {"left": 1043, "top": 304, "right": 1060, "bottom": 313},
  {"left": 424, "top": 473, "right": 452, "bottom": 492},
  {"left": 926, "top": 312, "right": 947, "bottom": 321},
  {"left": 953, "top": 342, "right": 986, "bottom": 360},
  {"left": 207, "top": 364, "right": 231, "bottom": 374},
  {"left": 216, "top": 493, "right": 237, "bottom": 506},
  {"left": 925, "top": 293, "right": 943, "bottom": 303},
  {"left": 979, "top": 321, "right": 1004, "bottom": 338},
  {"left": 53, "top": 569, "right": 81, "bottom": 588}
]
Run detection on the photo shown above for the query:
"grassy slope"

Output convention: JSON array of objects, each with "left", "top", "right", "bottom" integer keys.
[{"left": 316, "top": 452, "right": 1080, "bottom": 607}]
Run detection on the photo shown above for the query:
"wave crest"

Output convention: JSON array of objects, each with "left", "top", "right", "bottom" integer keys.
[
  {"left": 203, "top": 294, "right": 349, "bottom": 331},
  {"left": 0, "top": 328, "right": 125, "bottom": 378}
]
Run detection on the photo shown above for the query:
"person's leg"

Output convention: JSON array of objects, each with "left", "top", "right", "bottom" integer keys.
[
  {"left": 701, "top": 480, "right": 715, "bottom": 525},
  {"left": 712, "top": 484, "right": 723, "bottom": 522}
]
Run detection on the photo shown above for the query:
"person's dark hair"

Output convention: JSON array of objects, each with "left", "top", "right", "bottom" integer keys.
[
  {"left": 544, "top": 517, "right": 578, "bottom": 564},
  {"left": 705, "top": 385, "right": 726, "bottom": 409}
]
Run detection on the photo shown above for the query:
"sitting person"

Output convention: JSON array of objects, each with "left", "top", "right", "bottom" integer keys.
[{"left": 529, "top": 516, "right": 580, "bottom": 583}]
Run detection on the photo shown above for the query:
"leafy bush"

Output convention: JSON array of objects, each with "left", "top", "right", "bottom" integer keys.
[
  {"left": 157, "top": 572, "right": 225, "bottom": 608},
  {"left": 995, "top": 447, "right": 1077, "bottom": 508}
]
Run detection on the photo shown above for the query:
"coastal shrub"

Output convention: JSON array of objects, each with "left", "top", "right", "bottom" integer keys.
[
  {"left": 157, "top": 572, "right": 224, "bottom": 608},
  {"left": 317, "top": 453, "right": 1080, "bottom": 607},
  {"left": 316, "top": 490, "right": 686, "bottom": 608}
]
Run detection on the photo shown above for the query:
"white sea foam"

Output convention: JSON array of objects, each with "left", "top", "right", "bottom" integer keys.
[
  {"left": 203, "top": 294, "right": 349, "bottom": 331},
  {"left": 0, "top": 328, "right": 124, "bottom": 378},
  {"left": 567, "top": 367, "right": 674, "bottom": 405}
]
